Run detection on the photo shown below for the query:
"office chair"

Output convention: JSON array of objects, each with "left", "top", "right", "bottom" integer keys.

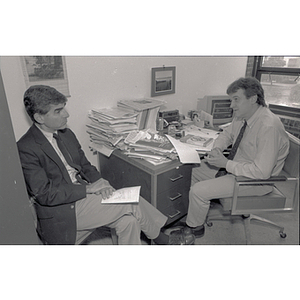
[
  {"left": 28, "top": 197, "right": 118, "bottom": 245},
  {"left": 206, "top": 132, "right": 299, "bottom": 243}
]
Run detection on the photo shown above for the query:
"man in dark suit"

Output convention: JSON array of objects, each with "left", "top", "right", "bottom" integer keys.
[{"left": 17, "top": 85, "right": 194, "bottom": 245}]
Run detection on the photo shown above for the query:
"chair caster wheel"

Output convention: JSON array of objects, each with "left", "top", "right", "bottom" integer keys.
[
  {"left": 207, "top": 221, "right": 213, "bottom": 227},
  {"left": 242, "top": 214, "right": 250, "bottom": 219},
  {"left": 280, "top": 231, "right": 287, "bottom": 238}
]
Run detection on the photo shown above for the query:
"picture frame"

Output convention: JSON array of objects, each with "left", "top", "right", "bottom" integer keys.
[
  {"left": 20, "top": 56, "right": 70, "bottom": 97},
  {"left": 151, "top": 66, "right": 176, "bottom": 97}
]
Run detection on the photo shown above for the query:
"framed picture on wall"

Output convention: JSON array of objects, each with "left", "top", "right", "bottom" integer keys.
[
  {"left": 151, "top": 66, "right": 176, "bottom": 97},
  {"left": 20, "top": 56, "right": 70, "bottom": 97}
]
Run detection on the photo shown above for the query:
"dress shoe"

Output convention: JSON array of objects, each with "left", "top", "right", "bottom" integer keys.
[
  {"left": 171, "top": 225, "right": 205, "bottom": 239},
  {"left": 168, "top": 230, "right": 195, "bottom": 245},
  {"left": 184, "top": 225, "right": 205, "bottom": 238}
]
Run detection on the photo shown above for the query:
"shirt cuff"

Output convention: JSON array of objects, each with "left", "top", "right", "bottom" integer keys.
[{"left": 226, "top": 160, "right": 236, "bottom": 175}]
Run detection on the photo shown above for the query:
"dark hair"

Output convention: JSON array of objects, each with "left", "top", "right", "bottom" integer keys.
[
  {"left": 227, "top": 77, "right": 266, "bottom": 107},
  {"left": 24, "top": 85, "right": 67, "bottom": 122}
]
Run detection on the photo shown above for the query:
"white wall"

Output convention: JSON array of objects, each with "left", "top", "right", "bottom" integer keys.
[{"left": 1, "top": 56, "right": 247, "bottom": 167}]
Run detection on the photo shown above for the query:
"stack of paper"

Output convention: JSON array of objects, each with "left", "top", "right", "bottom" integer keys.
[
  {"left": 118, "top": 98, "right": 165, "bottom": 111},
  {"left": 117, "top": 98, "right": 166, "bottom": 131},
  {"left": 88, "top": 107, "right": 138, "bottom": 133},
  {"left": 124, "top": 132, "right": 177, "bottom": 165},
  {"left": 87, "top": 107, "right": 139, "bottom": 156}
]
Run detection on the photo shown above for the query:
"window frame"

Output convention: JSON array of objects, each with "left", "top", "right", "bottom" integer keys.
[
  {"left": 247, "top": 56, "right": 300, "bottom": 139},
  {"left": 250, "top": 56, "right": 300, "bottom": 81}
]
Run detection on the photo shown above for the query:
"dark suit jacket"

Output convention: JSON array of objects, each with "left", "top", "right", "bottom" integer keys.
[{"left": 17, "top": 124, "right": 102, "bottom": 244}]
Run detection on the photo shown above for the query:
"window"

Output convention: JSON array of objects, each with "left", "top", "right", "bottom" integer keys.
[
  {"left": 21, "top": 56, "right": 70, "bottom": 97},
  {"left": 247, "top": 56, "right": 300, "bottom": 108},
  {"left": 246, "top": 56, "right": 300, "bottom": 139}
]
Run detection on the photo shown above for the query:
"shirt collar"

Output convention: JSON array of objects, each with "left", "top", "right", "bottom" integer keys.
[
  {"left": 246, "top": 106, "right": 264, "bottom": 128},
  {"left": 34, "top": 124, "right": 57, "bottom": 143}
]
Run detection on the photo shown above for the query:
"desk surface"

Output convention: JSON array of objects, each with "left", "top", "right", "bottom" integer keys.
[{"left": 111, "top": 149, "right": 187, "bottom": 175}]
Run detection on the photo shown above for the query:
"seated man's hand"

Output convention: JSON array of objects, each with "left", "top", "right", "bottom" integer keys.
[
  {"left": 94, "top": 186, "right": 115, "bottom": 199},
  {"left": 86, "top": 178, "right": 115, "bottom": 199},
  {"left": 204, "top": 148, "right": 228, "bottom": 168}
]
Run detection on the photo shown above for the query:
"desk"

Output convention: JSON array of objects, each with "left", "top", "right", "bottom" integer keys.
[{"left": 98, "top": 150, "right": 195, "bottom": 226}]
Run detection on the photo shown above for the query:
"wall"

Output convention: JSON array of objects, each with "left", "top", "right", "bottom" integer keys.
[{"left": 1, "top": 56, "right": 247, "bottom": 167}]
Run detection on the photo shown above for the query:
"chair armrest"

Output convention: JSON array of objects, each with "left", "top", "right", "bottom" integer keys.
[
  {"left": 230, "top": 175, "right": 289, "bottom": 214},
  {"left": 235, "top": 176, "right": 287, "bottom": 183}
]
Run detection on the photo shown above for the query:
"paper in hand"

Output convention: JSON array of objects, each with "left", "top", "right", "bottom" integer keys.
[{"left": 101, "top": 186, "right": 141, "bottom": 204}]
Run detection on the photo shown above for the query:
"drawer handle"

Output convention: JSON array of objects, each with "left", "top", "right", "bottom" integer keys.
[
  {"left": 170, "top": 174, "right": 183, "bottom": 182},
  {"left": 169, "top": 193, "right": 182, "bottom": 201},
  {"left": 168, "top": 209, "right": 181, "bottom": 218}
]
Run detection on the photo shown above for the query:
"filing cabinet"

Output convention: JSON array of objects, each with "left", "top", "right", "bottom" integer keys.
[{"left": 98, "top": 149, "right": 194, "bottom": 225}]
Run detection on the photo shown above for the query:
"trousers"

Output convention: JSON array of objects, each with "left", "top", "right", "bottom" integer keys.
[
  {"left": 186, "top": 162, "right": 273, "bottom": 227},
  {"left": 75, "top": 194, "right": 167, "bottom": 245}
]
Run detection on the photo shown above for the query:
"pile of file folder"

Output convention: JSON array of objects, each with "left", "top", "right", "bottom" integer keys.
[
  {"left": 87, "top": 98, "right": 167, "bottom": 158},
  {"left": 124, "top": 131, "right": 177, "bottom": 165},
  {"left": 87, "top": 107, "right": 139, "bottom": 156},
  {"left": 117, "top": 98, "right": 166, "bottom": 131}
]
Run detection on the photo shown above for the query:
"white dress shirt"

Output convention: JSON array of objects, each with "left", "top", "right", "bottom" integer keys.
[{"left": 213, "top": 106, "right": 290, "bottom": 179}]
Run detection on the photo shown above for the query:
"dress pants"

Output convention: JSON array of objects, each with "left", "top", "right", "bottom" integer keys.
[
  {"left": 75, "top": 194, "right": 168, "bottom": 245},
  {"left": 186, "top": 162, "right": 273, "bottom": 228}
]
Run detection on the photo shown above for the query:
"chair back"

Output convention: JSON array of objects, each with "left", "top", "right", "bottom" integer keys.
[{"left": 283, "top": 133, "right": 300, "bottom": 178}]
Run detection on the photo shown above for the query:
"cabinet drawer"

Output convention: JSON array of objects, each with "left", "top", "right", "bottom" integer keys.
[
  {"left": 157, "top": 184, "right": 189, "bottom": 213},
  {"left": 100, "top": 153, "right": 151, "bottom": 201},
  {"left": 157, "top": 164, "right": 192, "bottom": 194},
  {"left": 159, "top": 197, "right": 188, "bottom": 224}
]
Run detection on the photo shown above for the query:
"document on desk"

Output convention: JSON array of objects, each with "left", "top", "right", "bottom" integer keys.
[
  {"left": 183, "top": 125, "right": 220, "bottom": 152},
  {"left": 185, "top": 124, "right": 220, "bottom": 139},
  {"left": 101, "top": 186, "right": 141, "bottom": 204},
  {"left": 166, "top": 135, "right": 201, "bottom": 164}
]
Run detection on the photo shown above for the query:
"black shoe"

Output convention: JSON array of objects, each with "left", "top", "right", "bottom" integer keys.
[
  {"left": 168, "top": 231, "right": 195, "bottom": 245},
  {"left": 185, "top": 225, "right": 205, "bottom": 238},
  {"left": 171, "top": 225, "right": 205, "bottom": 239}
]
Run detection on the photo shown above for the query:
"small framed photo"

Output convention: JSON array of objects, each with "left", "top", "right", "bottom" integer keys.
[{"left": 151, "top": 66, "right": 176, "bottom": 97}]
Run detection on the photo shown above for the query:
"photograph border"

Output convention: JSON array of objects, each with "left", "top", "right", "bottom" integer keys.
[{"left": 151, "top": 66, "right": 176, "bottom": 97}]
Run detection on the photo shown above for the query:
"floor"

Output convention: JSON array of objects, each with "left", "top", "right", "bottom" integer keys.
[
  {"left": 83, "top": 200, "right": 299, "bottom": 245},
  {"left": 193, "top": 202, "right": 299, "bottom": 245}
]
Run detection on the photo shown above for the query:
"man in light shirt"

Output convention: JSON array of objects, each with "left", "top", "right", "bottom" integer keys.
[
  {"left": 178, "top": 77, "right": 290, "bottom": 238},
  {"left": 17, "top": 85, "right": 195, "bottom": 245}
]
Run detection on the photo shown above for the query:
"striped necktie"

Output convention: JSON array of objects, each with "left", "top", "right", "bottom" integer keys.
[
  {"left": 53, "top": 133, "right": 88, "bottom": 184},
  {"left": 215, "top": 120, "right": 247, "bottom": 178}
]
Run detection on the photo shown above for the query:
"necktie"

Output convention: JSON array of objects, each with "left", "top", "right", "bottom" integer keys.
[
  {"left": 215, "top": 120, "right": 247, "bottom": 178},
  {"left": 53, "top": 133, "right": 87, "bottom": 184}
]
